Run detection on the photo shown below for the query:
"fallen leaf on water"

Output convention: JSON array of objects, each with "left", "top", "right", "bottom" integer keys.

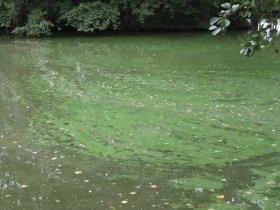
[
  {"left": 149, "top": 185, "right": 158, "bottom": 189},
  {"left": 74, "top": 171, "right": 82, "bottom": 175},
  {"left": 266, "top": 181, "right": 274, "bottom": 185},
  {"left": 216, "top": 194, "right": 224, "bottom": 199},
  {"left": 195, "top": 187, "right": 204, "bottom": 193},
  {"left": 20, "top": 185, "right": 28, "bottom": 188}
]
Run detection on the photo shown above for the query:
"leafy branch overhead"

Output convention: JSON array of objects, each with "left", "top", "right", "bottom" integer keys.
[{"left": 210, "top": 0, "right": 280, "bottom": 57}]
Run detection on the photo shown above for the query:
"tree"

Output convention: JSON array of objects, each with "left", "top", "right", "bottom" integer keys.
[
  {"left": 0, "top": 0, "right": 23, "bottom": 34},
  {"left": 0, "top": 0, "right": 222, "bottom": 36},
  {"left": 12, "top": 9, "right": 54, "bottom": 37},
  {"left": 62, "top": 2, "right": 120, "bottom": 32},
  {"left": 210, "top": 0, "right": 280, "bottom": 57}
]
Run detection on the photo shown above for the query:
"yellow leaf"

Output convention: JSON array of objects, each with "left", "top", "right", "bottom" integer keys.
[
  {"left": 149, "top": 184, "right": 158, "bottom": 189},
  {"left": 216, "top": 194, "right": 224, "bottom": 199},
  {"left": 266, "top": 181, "right": 274, "bottom": 185},
  {"left": 74, "top": 171, "right": 82, "bottom": 175},
  {"left": 20, "top": 185, "right": 28, "bottom": 188}
]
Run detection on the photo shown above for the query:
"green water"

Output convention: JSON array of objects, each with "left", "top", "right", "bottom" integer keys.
[{"left": 0, "top": 33, "right": 279, "bottom": 210}]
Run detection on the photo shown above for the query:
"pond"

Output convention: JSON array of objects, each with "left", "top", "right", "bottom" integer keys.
[{"left": 0, "top": 33, "right": 279, "bottom": 210}]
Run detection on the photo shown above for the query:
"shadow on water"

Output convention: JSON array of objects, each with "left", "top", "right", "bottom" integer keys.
[
  {"left": 208, "top": 152, "right": 280, "bottom": 210},
  {"left": 1, "top": 137, "right": 279, "bottom": 209}
]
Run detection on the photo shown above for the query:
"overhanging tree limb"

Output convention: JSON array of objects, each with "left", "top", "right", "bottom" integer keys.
[{"left": 210, "top": 0, "right": 280, "bottom": 57}]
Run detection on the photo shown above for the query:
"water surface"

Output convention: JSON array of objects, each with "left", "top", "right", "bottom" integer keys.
[{"left": 0, "top": 33, "right": 279, "bottom": 209}]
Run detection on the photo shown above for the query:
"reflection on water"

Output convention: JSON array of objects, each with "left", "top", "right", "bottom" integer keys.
[{"left": 0, "top": 34, "right": 280, "bottom": 209}]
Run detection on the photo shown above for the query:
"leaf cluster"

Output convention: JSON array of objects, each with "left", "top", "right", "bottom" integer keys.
[
  {"left": 62, "top": 2, "right": 120, "bottom": 32},
  {"left": 12, "top": 9, "right": 54, "bottom": 37},
  {"left": 210, "top": 0, "right": 280, "bottom": 57}
]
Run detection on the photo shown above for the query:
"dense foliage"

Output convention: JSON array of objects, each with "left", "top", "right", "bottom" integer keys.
[
  {"left": 210, "top": 0, "right": 280, "bottom": 56},
  {"left": 0, "top": 0, "right": 223, "bottom": 37}
]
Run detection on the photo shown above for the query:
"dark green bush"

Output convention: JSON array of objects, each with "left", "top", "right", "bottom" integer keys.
[
  {"left": 0, "top": 0, "right": 22, "bottom": 32},
  {"left": 12, "top": 9, "right": 53, "bottom": 37},
  {"left": 62, "top": 2, "right": 120, "bottom": 32}
]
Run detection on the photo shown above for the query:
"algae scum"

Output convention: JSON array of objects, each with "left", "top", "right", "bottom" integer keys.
[{"left": 0, "top": 33, "right": 279, "bottom": 209}]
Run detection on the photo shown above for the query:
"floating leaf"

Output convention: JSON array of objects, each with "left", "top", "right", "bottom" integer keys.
[
  {"left": 74, "top": 171, "right": 82, "bottom": 175},
  {"left": 195, "top": 187, "right": 204, "bottom": 193},
  {"left": 20, "top": 185, "right": 28, "bottom": 188},
  {"left": 149, "top": 184, "right": 158, "bottom": 189},
  {"left": 216, "top": 194, "right": 225, "bottom": 199},
  {"left": 245, "top": 191, "right": 252, "bottom": 195}
]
